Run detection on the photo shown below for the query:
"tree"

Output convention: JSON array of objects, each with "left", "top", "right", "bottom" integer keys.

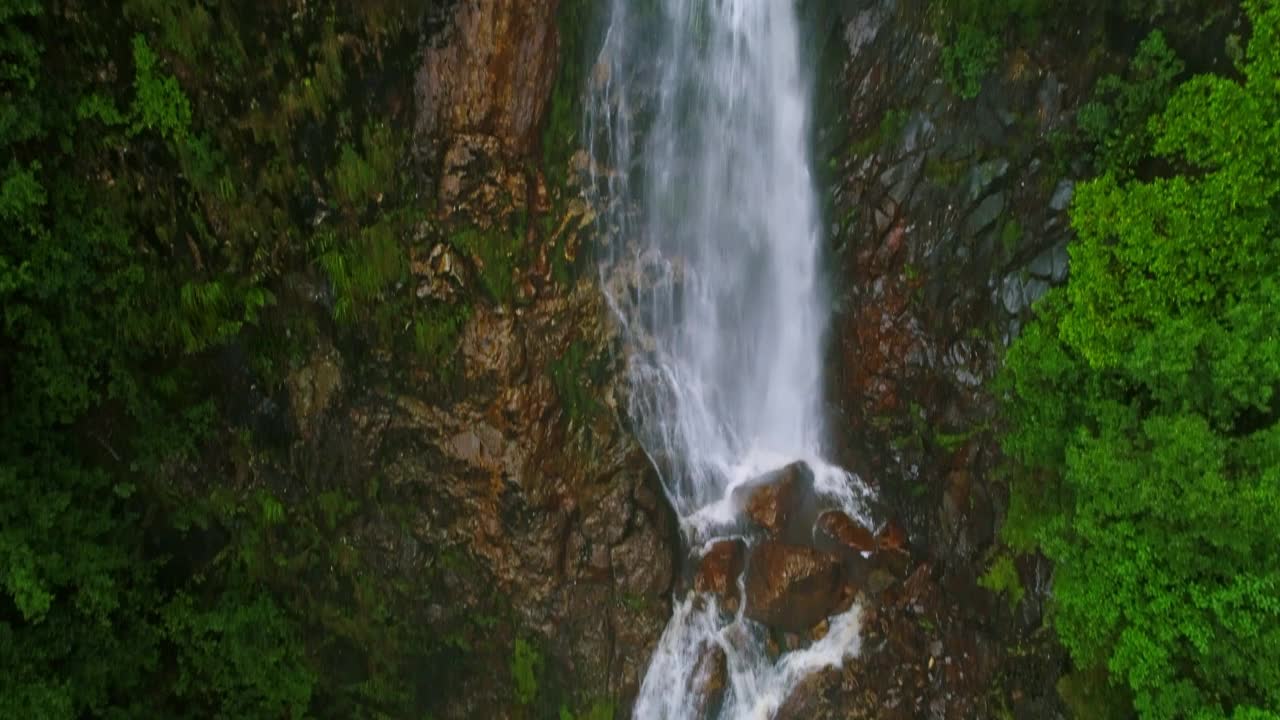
[{"left": 1000, "top": 0, "right": 1280, "bottom": 717}]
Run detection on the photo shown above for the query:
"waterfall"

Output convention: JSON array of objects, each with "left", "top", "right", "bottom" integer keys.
[{"left": 586, "top": 1, "right": 873, "bottom": 717}]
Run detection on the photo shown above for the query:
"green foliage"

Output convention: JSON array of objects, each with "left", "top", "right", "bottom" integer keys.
[
  {"left": 931, "top": 0, "right": 1052, "bottom": 99},
  {"left": 0, "top": 1, "right": 449, "bottom": 718},
  {"left": 414, "top": 301, "right": 471, "bottom": 367},
  {"left": 340, "top": 123, "right": 399, "bottom": 206},
  {"left": 543, "top": 0, "right": 597, "bottom": 187},
  {"left": 931, "top": 0, "right": 1199, "bottom": 101},
  {"left": 941, "top": 24, "right": 1000, "bottom": 100},
  {"left": 979, "top": 554, "right": 1025, "bottom": 609},
  {"left": 1077, "top": 32, "right": 1186, "bottom": 177},
  {"left": 1058, "top": 662, "right": 1138, "bottom": 720},
  {"left": 130, "top": 35, "right": 192, "bottom": 139},
  {"left": 162, "top": 591, "right": 315, "bottom": 719},
  {"left": 315, "top": 217, "right": 409, "bottom": 323},
  {"left": 999, "top": 2, "right": 1280, "bottom": 717},
  {"left": 511, "top": 637, "right": 543, "bottom": 706},
  {"left": 451, "top": 226, "right": 521, "bottom": 304}
]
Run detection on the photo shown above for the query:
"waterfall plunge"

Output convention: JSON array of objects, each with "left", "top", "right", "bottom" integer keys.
[{"left": 587, "top": 1, "right": 873, "bottom": 717}]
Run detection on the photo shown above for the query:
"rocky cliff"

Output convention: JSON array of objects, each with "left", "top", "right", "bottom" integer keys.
[
  {"left": 252, "top": 1, "right": 676, "bottom": 716},
  {"left": 339, "top": 0, "right": 1092, "bottom": 714}
]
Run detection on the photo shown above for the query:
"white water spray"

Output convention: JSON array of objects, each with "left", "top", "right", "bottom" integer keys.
[{"left": 586, "top": 1, "right": 873, "bottom": 717}]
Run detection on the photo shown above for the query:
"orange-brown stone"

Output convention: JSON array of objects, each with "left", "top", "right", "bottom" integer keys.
[
  {"left": 816, "top": 510, "right": 877, "bottom": 554},
  {"left": 695, "top": 539, "right": 746, "bottom": 611},
  {"left": 744, "top": 541, "right": 843, "bottom": 633}
]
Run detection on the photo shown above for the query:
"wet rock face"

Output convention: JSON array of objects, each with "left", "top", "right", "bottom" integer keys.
[
  {"left": 690, "top": 643, "right": 729, "bottom": 718},
  {"left": 695, "top": 539, "right": 747, "bottom": 613},
  {"left": 811, "top": 0, "right": 1106, "bottom": 715},
  {"left": 287, "top": 342, "right": 342, "bottom": 440},
  {"left": 416, "top": 0, "right": 561, "bottom": 158},
  {"left": 269, "top": 2, "right": 677, "bottom": 716},
  {"left": 744, "top": 541, "right": 845, "bottom": 633},
  {"left": 380, "top": 287, "right": 676, "bottom": 716},
  {"left": 774, "top": 673, "right": 828, "bottom": 720}
]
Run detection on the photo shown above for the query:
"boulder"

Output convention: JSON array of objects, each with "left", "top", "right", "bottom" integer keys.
[
  {"left": 694, "top": 539, "right": 746, "bottom": 613},
  {"left": 688, "top": 643, "right": 728, "bottom": 719},
  {"left": 816, "top": 510, "right": 877, "bottom": 554},
  {"left": 744, "top": 541, "right": 844, "bottom": 632},
  {"left": 876, "top": 519, "right": 908, "bottom": 553},
  {"left": 732, "top": 461, "right": 814, "bottom": 537},
  {"left": 774, "top": 671, "right": 834, "bottom": 720}
]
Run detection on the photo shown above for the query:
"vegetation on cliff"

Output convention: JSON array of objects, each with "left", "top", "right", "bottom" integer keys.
[
  {"left": 1000, "top": 0, "right": 1280, "bottom": 717},
  {"left": 934, "top": 0, "right": 1212, "bottom": 99},
  {"left": 0, "top": 0, "right": 579, "bottom": 717}
]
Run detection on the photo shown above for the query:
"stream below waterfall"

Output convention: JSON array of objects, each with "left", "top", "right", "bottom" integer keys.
[{"left": 587, "top": 1, "right": 875, "bottom": 717}]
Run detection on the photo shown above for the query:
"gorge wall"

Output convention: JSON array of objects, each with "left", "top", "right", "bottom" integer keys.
[
  {"left": 282, "top": 0, "right": 679, "bottom": 715},
  {"left": 332, "top": 0, "right": 1101, "bottom": 715},
  {"left": 2, "top": 0, "right": 1199, "bottom": 717}
]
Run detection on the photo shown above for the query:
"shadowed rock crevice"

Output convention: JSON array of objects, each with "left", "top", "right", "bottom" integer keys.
[{"left": 799, "top": 0, "right": 1110, "bottom": 716}]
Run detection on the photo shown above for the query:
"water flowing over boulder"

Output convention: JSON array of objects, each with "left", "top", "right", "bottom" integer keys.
[
  {"left": 688, "top": 643, "right": 729, "bottom": 718},
  {"left": 732, "top": 461, "right": 816, "bottom": 538},
  {"left": 744, "top": 541, "right": 846, "bottom": 632}
]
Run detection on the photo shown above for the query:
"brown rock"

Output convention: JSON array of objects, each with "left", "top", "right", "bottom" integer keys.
[
  {"left": 811, "top": 618, "right": 830, "bottom": 642},
  {"left": 416, "top": 0, "right": 561, "bottom": 156},
  {"left": 694, "top": 539, "right": 746, "bottom": 613},
  {"left": 774, "top": 671, "right": 833, "bottom": 720},
  {"left": 744, "top": 542, "right": 844, "bottom": 632},
  {"left": 877, "top": 519, "right": 908, "bottom": 553},
  {"left": 734, "top": 461, "right": 812, "bottom": 537},
  {"left": 901, "top": 563, "right": 934, "bottom": 608},
  {"left": 817, "top": 510, "right": 877, "bottom": 554},
  {"left": 287, "top": 344, "right": 342, "bottom": 439},
  {"left": 688, "top": 643, "right": 728, "bottom": 718},
  {"left": 611, "top": 516, "right": 674, "bottom": 598}
]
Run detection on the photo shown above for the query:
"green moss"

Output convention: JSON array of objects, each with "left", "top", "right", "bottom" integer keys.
[
  {"left": 616, "top": 592, "right": 648, "bottom": 612},
  {"left": 925, "top": 156, "right": 966, "bottom": 187},
  {"left": 934, "top": 421, "right": 989, "bottom": 451},
  {"left": 999, "top": 218, "right": 1023, "bottom": 256},
  {"left": 542, "top": 0, "right": 598, "bottom": 186},
  {"left": 511, "top": 638, "right": 543, "bottom": 706},
  {"left": 851, "top": 107, "right": 912, "bottom": 157},
  {"left": 413, "top": 302, "right": 470, "bottom": 368}
]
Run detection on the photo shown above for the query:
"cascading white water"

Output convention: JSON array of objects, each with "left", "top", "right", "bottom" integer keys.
[{"left": 586, "top": 1, "right": 873, "bottom": 717}]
